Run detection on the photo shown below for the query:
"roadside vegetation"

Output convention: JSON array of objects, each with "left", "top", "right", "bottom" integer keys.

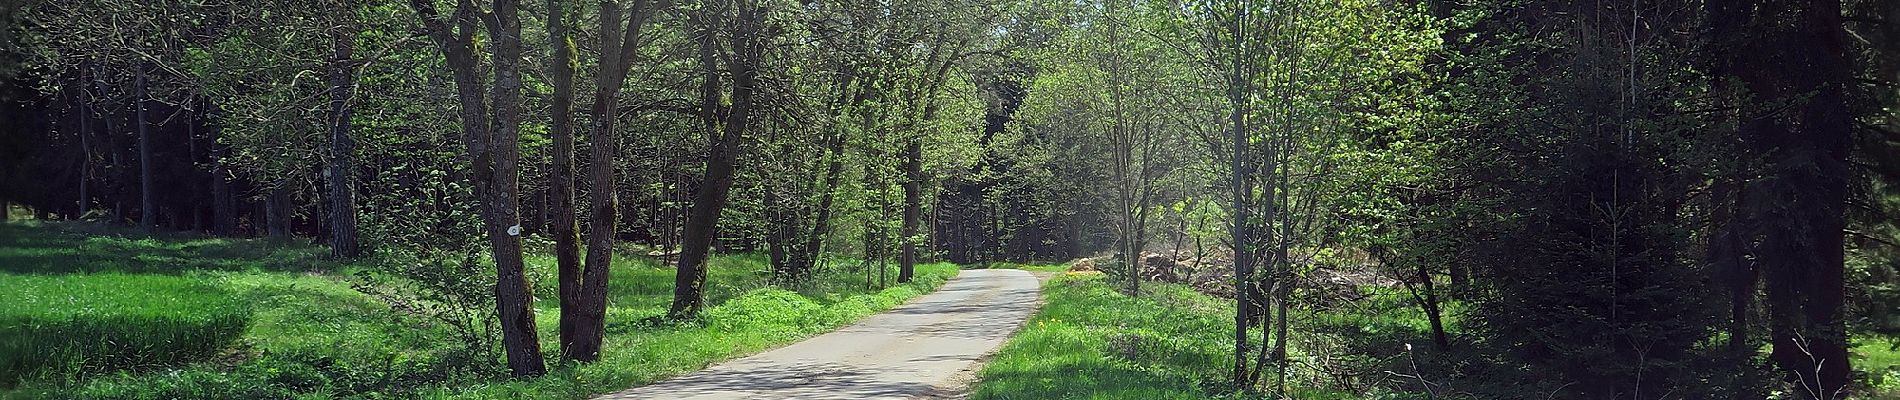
[
  {"left": 977, "top": 267, "right": 1900, "bottom": 399},
  {"left": 0, "top": 222, "right": 956, "bottom": 399}
]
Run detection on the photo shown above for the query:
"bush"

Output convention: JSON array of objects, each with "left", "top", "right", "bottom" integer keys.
[{"left": 0, "top": 274, "right": 251, "bottom": 385}]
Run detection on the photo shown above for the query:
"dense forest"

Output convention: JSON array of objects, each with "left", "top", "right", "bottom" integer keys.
[{"left": 1, "top": 0, "right": 1898, "bottom": 398}]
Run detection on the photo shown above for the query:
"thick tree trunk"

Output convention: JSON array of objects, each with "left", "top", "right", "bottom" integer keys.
[
  {"left": 546, "top": 0, "right": 584, "bottom": 360},
  {"left": 136, "top": 66, "right": 154, "bottom": 230},
  {"left": 1716, "top": 0, "right": 1855, "bottom": 396},
  {"left": 326, "top": 23, "right": 361, "bottom": 258}
]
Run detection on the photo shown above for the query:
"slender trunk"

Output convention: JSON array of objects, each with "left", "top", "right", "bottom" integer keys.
[
  {"left": 1229, "top": 64, "right": 1253, "bottom": 390},
  {"left": 211, "top": 117, "right": 237, "bottom": 236},
  {"left": 484, "top": 0, "right": 548, "bottom": 377},
  {"left": 546, "top": 0, "right": 585, "bottom": 360},
  {"left": 573, "top": 0, "right": 661, "bottom": 359},
  {"left": 326, "top": 22, "right": 361, "bottom": 258},
  {"left": 78, "top": 85, "right": 91, "bottom": 218},
  {"left": 1418, "top": 263, "right": 1450, "bottom": 349},
  {"left": 136, "top": 66, "right": 154, "bottom": 230},
  {"left": 899, "top": 138, "right": 921, "bottom": 283},
  {"left": 671, "top": 3, "right": 760, "bottom": 318}
]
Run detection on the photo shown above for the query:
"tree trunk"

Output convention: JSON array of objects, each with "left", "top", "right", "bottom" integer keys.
[
  {"left": 1229, "top": 66, "right": 1254, "bottom": 389},
  {"left": 899, "top": 138, "right": 921, "bottom": 283},
  {"left": 77, "top": 85, "right": 91, "bottom": 218},
  {"left": 482, "top": 0, "right": 546, "bottom": 378},
  {"left": 212, "top": 135, "right": 237, "bottom": 236},
  {"left": 571, "top": 0, "right": 661, "bottom": 359},
  {"left": 136, "top": 65, "right": 155, "bottom": 230},
  {"left": 267, "top": 184, "right": 291, "bottom": 238},
  {"left": 671, "top": 2, "right": 762, "bottom": 319},
  {"left": 326, "top": 22, "right": 361, "bottom": 258},
  {"left": 406, "top": 0, "right": 547, "bottom": 377},
  {"left": 1716, "top": 0, "right": 1854, "bottom": 396},
  {"left": 546, "top": 0, "right": 584, "bottom": 360}
]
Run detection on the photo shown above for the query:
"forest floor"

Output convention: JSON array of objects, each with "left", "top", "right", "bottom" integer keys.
[
  {"left": 595, "top": 269, "right": 1040, "bottom": 399},
  {"left": 0, "top": 221, "right": 961, "bottom": 400}
]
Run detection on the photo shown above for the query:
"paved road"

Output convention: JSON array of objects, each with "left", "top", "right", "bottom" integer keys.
[{"left": 596, "top": 269, "right": 1042, "bottom": 400}]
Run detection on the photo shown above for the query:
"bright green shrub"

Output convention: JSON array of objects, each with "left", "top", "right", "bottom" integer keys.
[{"left": 0, "top": 274, "right": 251, "bottom": 384}]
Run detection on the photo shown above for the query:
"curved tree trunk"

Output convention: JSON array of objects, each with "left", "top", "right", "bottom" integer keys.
[{"left": 670, "top": 1, "right": 763, "bottom": 319}]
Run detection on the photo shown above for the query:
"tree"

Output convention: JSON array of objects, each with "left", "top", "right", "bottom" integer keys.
[
  {"left": 326, "top": 0, "right": 362, "bottom": 258},
  {"left": 405, "top": 0, "right": 546, "bottom": 377},
  {"left": 1712, "top": 0, "right": 1857, "bottom": 395},
  {"left": 670, "top": 0, "right": 770, "bottom": 319}
]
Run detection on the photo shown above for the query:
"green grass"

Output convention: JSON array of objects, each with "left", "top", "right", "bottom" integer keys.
[
  {"left": 0, "top": 274, "right": 250, "bottom": 385},
  {"left": 1860, "top": 339, "right": 1900, "bottom": 396},
  {"left": 971, "top": 272, "right": 1249, "bottom": 400},
  {"left": 975, "top": 261, "right": 1071, "bottom": 273},
  {"left": 0, "top": 222, "right": 960, "bottom": 399}
]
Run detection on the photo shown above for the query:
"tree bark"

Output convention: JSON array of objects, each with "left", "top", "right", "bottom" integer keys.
[
  {"left": 671, "top": 1, "right": 764, "bottom": 319},
  {"left": 570, "top": 0, "right": 662, "bottom": 360},
  {"left": 77, "top": 80, "right": 91, "bottom": 219},
  {"left": 136, "top": 65, "right": 155, "bottom": 230},
  {"left": 406, "top": 0, "right": 547, "bottom": 377},
  {"left": 1712, "top": 0, "right": 1855, "bottom": 396},
  {"left": 545, "top": 0, "right": 584, "bottom": 361},
  {"left": 326, "top": 19, "right": 361, "bottom": 258},
  {"left": 899, "top": 138, "right": 921, "bottom": 283}
]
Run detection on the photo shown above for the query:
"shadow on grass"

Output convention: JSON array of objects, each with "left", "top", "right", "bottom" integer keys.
[{"left": 0, "top": 222, "right": 331, "bottom": 275}]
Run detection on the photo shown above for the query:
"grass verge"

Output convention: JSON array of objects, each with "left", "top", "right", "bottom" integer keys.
[
  {"left": 0, "top": 274, "right": 250, "bottom": 385},
  {"left": 971, "top": 271, "right": 1244, "bottom": 400},
  {"left": 0, "top": 222, "right": 959, "bottom": 399}
]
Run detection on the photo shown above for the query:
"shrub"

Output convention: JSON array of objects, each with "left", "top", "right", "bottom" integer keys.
[{"left": 0, "top": 274, "right": 251, "bottom": 385}]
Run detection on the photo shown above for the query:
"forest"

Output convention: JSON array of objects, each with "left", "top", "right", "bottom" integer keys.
[{"left": 0, "top": 0, "right": 1898, "bottom": 398}]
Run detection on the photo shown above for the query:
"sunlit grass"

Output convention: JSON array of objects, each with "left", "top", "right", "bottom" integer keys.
[
  {"left": 971, "top": 272, "right": 1247, "bottom": 400},
  {"left": 0, "top": 222, "right": 960, "bottom": 399}
]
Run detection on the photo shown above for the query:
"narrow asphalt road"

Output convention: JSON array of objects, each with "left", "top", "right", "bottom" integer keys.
[{"left": 596, "top": 269, "right": 1042, "bottom": 400}]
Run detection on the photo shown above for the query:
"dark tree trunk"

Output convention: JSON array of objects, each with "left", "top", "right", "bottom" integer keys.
[
  {"left": 899, "top": 139, "right": 921, "bottom": 283},
  {"left": 77, "top": 84, "right": 91, "bottom": 218},
  {"left": 267, "top": 184, "right": 291, "bottom": 238},
  {"left": 546, "top": 0, "right": 584, "bottom": 360},
  {"left": 326, "top": 21, "right": 361, "bottom": 258},
  {"left": 569, "top": 0, "right": 660, "bottom": 360},
  {"left": 212, "top": 141, "right": 237, "bottom": 235},
  {"left": 136, "top": 65, "right": 154, "bottom": 230},
  {"left": 406, "top": 0, "right": 547, "bottom": 377},
  {"left": 1414, "top": 260, "right": 1450, "bottom": 349},
  {"left": 670, "top": 2, "right": 762, "bottom": 319},
  {"left": 1228, "top": 12, "right": 1255, "bottom": 385},
  {"left": 481, "top": 0, "right": 545, "bottom": 378},
  {"left": 1715, "top": 0, "right": 1855, "bottom": 396}
]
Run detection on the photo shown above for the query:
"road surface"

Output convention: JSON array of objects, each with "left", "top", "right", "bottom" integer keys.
[{"left": 596, "top": 269, "right": 1041, "bottom": 400}]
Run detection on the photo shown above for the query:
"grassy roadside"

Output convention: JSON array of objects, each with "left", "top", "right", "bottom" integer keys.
[
  {"left": 0, "top": 222, "right": 958, "bottom": 399},
  {"left": 970, "top": 272, "right": 1247, "bottom": 400}
]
